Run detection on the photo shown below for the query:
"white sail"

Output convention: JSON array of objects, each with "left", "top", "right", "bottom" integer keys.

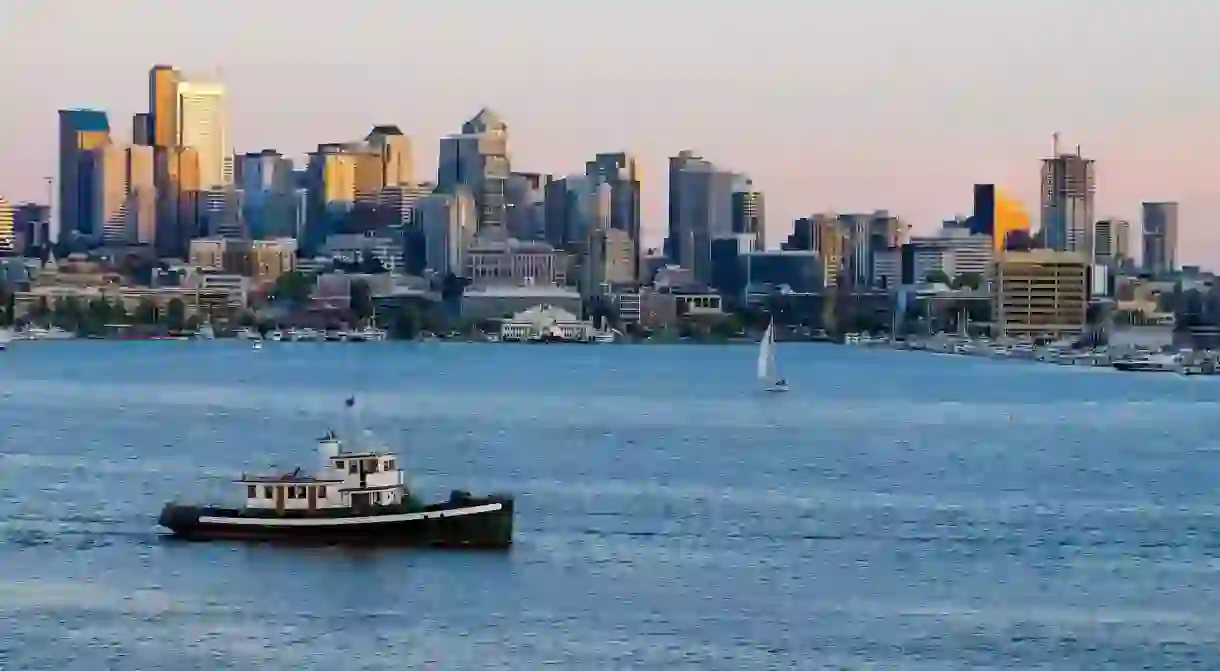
[{"left": 758, "top": 321, "right": 776, "bottom": 382}]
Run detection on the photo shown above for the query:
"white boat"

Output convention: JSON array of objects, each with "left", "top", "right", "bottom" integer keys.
[
  {"left": 758, "top": 320, "right": 788, "bottom": 392},
  {"left": 593, "top": 330, "right": 616, "bottom": 344},
  {"left": 234, "top": 327, "right": 260, "bottom": 341},
  {"left": 1113, "top": 352, "right": 1182, "bottom": 373},
  {"left": 197, "top": 323, "right": 216, "bottom": 340},
  {"left": 252, "top": 340, "right": 263, "bottom": 351},
  {"left": 0, "top": 328, "right": 11, "bottom": 351}
]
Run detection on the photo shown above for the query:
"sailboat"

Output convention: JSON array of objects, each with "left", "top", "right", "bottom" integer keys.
[{"left": 758, "top": 320, "right": 788, "bottom": 392}]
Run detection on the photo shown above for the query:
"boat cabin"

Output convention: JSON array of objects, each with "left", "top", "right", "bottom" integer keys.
[{"left": 236, "top": 430, "right": 407, "bottom": 513}]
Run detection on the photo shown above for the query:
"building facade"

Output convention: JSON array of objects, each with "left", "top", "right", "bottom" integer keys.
[
  {"left": 1141, "top": 202, "right": 1179, "bottom": 275},
  {"left": 993, "top": 250, "right": 1088, "bottom": 341},
  {"left": 1040, "top": 144, "right": 1096, "bottom": 259},
  {"left": 57, "top": 109, "right": 112, "bottom": 240}
]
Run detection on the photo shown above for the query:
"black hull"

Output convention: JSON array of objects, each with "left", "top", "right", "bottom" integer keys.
[{"left": 158, "top": 496, "right": 513, "bottom": 549}]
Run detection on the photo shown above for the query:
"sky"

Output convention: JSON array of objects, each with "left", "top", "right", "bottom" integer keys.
[{"left": 2, "top": 1, "right": 1220, "bottom": 263}]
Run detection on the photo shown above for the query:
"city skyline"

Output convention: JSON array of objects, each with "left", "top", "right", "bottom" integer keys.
[{"left": 2, "top": 2, "right": 1219, "bottom": 261}]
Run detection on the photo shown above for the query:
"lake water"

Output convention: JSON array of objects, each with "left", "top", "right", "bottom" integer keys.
[{"left": 0, "top": 342, "right": 1218, "bottom": 669}]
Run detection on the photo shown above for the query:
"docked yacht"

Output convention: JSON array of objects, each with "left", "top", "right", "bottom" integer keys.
[{"left": 1112, "top": 352, "right": 1182, "bottom": 373}]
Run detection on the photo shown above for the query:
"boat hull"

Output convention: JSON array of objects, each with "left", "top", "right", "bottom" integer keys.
[{"left": 158, "top": 496, "right": 514, "bottom": 549}]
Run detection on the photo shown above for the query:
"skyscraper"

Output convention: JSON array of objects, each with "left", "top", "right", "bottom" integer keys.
[
  {"left": 92, "top": 143, "right": 130, "bottom": 244},
  {"left": 731, "top": 178, "right": 766, "bottom": 250},
  {"left": 667, "top": 150, "right": 735, "bottom": 283},
  {"left": 418, "top": 188, "right": 477, "bottom": 277},
  {"left": 971, "top": 184, "right": 1030, "bottom": 252},
  {"left": 365, "top": 126, "right": 414, "bottom": 188},
  {"left": 238, "top": 150, "right": 297, "bottom": 239},
  {"left": 585, "top": 152, "right": 642, "bottom": 280},
  {"left": 0, "top": 197, "right": 14, "bottom": 254},
  {"left": 176, "top": 79, "right": 230, "bottom": 190},
  {"left": 1040, "top": 138, "right": 1095, "bottom": 259},
  {"left": 1093, "top": 218, "right": 1130, "bottom": 267},
  {"left": 149, "top": 65, "right": 181, "bottom": 149},
  {"left": 437, "top": 108, "right": 510, "bottom": 234},
  {"left": 57, "top": 108, "right": 111, "bottom": 239},
  {"left": 1141, "top": 202, "right": 1179, "bottom": 275}
]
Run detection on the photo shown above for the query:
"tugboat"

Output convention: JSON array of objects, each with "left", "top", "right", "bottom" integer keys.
[{"left": 157, "top": 398, "right": 514, "bottom": 548}]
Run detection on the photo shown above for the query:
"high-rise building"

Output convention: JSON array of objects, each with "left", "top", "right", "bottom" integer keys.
[
  {"left": 57, "top": 108, "right": 112, "bottom": 239},
  {"left": 438, "top": 108, "right": 511, "bottom": 234},
  {"left": 13, "top": 203, "right": 51, "bottom": 248},
  {"left": 304, "top": 143, "right": 359, "bottom": 252},
  {"left": 132, "top": 113, "right": 153, "bottom": 146},
  {"left": 418, "top": 188, "right": 477, "bottom": 277},
  {"left": 149, "top": 65, "right": 181, "bottom": 148},
  {"left": 1040, "top": 138, "right": 1095, "bottom": 258},
  {"left": 0, "top": 197, "right": 14, "bottom": 254},
  {"left": 154, "top": 146, "right": 202, "bottom": 257},
  {"left": 1141, "top": 202, "right": 1179, "bottom": 275},
  {"left": 993, "top": 249, "right": 1087, "bottom": 340},
  {"left": 92, "top": 143, "right": 131, "bottom": 244},
  {"left": 365, "top": 126, "right": 414, "bottom": 188},
  {"left": 666, "top": 150, "right": 735, "bottom": 283},
  {"left": 971, "top": 184, "right": 1030, "bottom": 252},
  {"left": 543, "top": 175, "right": 589, "bottom": 251},
  {"left": 238, "top": 150, "right": 297, "bottom": 239},
  {"left": 506, "top": 171, "right": 551, "bottom": 241},
  {"left": 1093, "top": 218, "right": 1130, "bottom": 267},
  {"left": 731, "top": 178, "right": 766, "bottom": 250},
  {"left": 585, "top": 152, "right": 642, "bottom": 258},
  {"left": 176, "top": 79, "right": 231, "bottom": 190}
]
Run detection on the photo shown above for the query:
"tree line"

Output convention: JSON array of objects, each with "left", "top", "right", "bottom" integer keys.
[{"left": 0, "top": 285, "right": 195, "bottom": 334}]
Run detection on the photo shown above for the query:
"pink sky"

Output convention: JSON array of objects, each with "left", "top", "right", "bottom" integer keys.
[{"left": 2, "top": 1, "right": 1219, "bottom": 263}]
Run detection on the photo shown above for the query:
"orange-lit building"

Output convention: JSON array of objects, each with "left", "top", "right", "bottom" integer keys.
[{"left": 972, "top": 184, "right": 1030, "bottom": 253}]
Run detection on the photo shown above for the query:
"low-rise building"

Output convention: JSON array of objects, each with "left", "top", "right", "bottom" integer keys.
[
  {"left": 500, "top": 304, "right": 594, "bottom": 342},
  {"left": 461, "top": 284, "right": 582, "bottom": 321},
  {"left": 993, "top": 250, "right": 1088, "bottom": 341}
]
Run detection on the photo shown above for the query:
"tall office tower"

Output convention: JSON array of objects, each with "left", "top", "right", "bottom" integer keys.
[
  {"left": 667, "top": 150, "right": 735, "bottom": 283},
  {"left": 543, "top": 176, "right": 586, "bottom": 250},
  {"left": 238, "top": 150, "right": 297, "bottom": 239},
  {"left": 585, "top": 152, "right": 642, "bottom": 278},
  {"left": 132, "top": 113, "right": 153, "bottom": 146},
  {"left": 1040, "top": 136, "right": 1095, "bottom": 258},
  {"left": 176, "top": 78, "right": 231, "bottom": 190},
  {"left": 1093, "top": 218, "right": 1130, "bottom": 267},
  {"left": 154, "top": 146, "right": 201, "bottom": 257},
  {"left": 304, "top": 143, "right": 359, "bottom": 253},
  {"left": 125, "top": 145, "right": 156, "bottom": 245},
  {"left": 92, "top": 143, "right": 131, "bottom": 244},
  {"left": 437, "top": 108, "right": 510, "bottom": 234},
  {"left": 365, "top": 126, "right": 414, "bottom": 187},
  {"left": 149, "top": 65, "right": 181, "bottom": 148},
  {"left": 418, "top": 188, "right": 477, "bottom": 277},
  {"left": 57, "top": 109, "right": 112, "bottom": 240},
  {"left": 13, "top": 203, "right": 51, "bottom": 248},
  {"left": 0, "top": 197, "right": 14, "bottom": 254},
  {"left": 971, "top": 183, "right": 1030, "bottom": 252},
  {"left": 837, "top": 211, "right": 905, "bottom": 288},
  {"left": 731, "top": 177, "right": 766, "bottom": 250},
  {"left": 506, "top": 171, "right": 551, "bottom": 241},
  {"left": 1141, "top": 202, "right": 1179, "bottom": 275}
]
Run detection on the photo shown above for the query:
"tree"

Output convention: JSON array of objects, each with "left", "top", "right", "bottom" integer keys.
[
  {"left": 390, "top": 306, "right": 420, "bottom": 340},
  {"left": 112, "top": 301, "right": 131, "bottom": 325},
  {"left": 134, "top": 298, "right": 158, "bottom": 325},
  {"left": 52, "top": 296, "right": 84, "bottom": 331},
  {"left": 30, "top": 296, "right": 51, "bottom": 325},
  {"left": 165, "top": 298, "right": 187, "bottom": 330},
  {"left": 272, "top": 271, "right": 313, "bottom": 306},
  {"left": 951, "top": 272, "right": 984, "bottom": 291},
  {"left": 0, "top": 286, "right": 13, "bottom": 327},
  {"left": 924, "top": 270, "right": 951, "bottom": 285},
  {"left": 85, "top": 297, "right": 114, "bottom": 334},
  {"left": 349, "top": 279, "right": 374, "bottom": 322}
]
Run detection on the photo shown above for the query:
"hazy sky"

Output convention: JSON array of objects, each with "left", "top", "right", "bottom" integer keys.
[{"left": 3, "top": 1, "right": 1220, "bottom": 262}]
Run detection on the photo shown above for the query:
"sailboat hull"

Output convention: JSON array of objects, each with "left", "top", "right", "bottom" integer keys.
[{"left": 764, "top": 385, "right": 789, "bottom": 393}]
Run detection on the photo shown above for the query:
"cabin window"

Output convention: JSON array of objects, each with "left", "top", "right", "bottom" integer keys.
[
  {"left": 334, "top": 460, "right": 344, "bottom": 470},
  {"left": 297, "top": 486, "right": 307, "bottom": 498},
  {"left": 287, "top": 487, "right": 297, "bottom": 499},
  {"left": 385, "top": 460, "right": 395, "bottom": 471},
  {"left": 349, "top": 462, "right": 357, "bottom": 474},
  {"left": 318, "top": 486, "right": 327, "bottom": 499},
  {"left": 367, "top": 459, "right": 379, "bottom": 473},
  {"left": 247, "top": 485, "right": 256, "bottom": 498},
  {"left": 264, "top": 486, "right": 273, "bottom": 498}
]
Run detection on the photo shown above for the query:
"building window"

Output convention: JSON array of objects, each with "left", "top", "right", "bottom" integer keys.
[
  {"left": 264, "top": 486, "right": 273, "bottom": 498},
  {"left": 385, "top": 459, "right": 395, "bottom": 471},
  {"left": 335, "top": 460, "right": 344, "bottom": 470},
  {"left": 349, "top": 462, "right": 357, "bottom": 474},
  {"left": 318, "top": 486, "right": 327, "bottom": 499},
  {"left": 297, "top": 486, "right": 307, "bottom": 498},
  {"left": 287, "top": 487, "right": 297, "bottom": 499},
  {"left": 247, "top": 485, "right": 256, "bottom": 498}
]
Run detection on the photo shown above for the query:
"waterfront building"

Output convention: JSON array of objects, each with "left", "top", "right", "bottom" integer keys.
[
  {"left": 417, "top": 188, "right": 477, "bottom": 277},
  {"left": 463, "top": 236, "right": 566, "bottom": 288},
  {"left": 461, "top": 284, "right": 582, "bottom": 321},
  {"left": 1141, "top": 202, "right": 1179, "bottom": 275},
  {"left": 993, "top": 249, "right": 1088, "bottom": 341},
  {"left": 188, "top": 237, "right": 296, "bottom": 284},
  {"left": 499, "top": 304, "right": 595, "bottom": 342}
]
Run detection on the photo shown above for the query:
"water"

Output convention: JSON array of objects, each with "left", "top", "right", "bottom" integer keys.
[{"left": 1, "top": 341, "right": 1218, "bottom": 669}]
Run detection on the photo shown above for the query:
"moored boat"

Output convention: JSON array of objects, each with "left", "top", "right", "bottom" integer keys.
[{"left": 157, "top": 399, "right": 514, "bottom": 548}]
